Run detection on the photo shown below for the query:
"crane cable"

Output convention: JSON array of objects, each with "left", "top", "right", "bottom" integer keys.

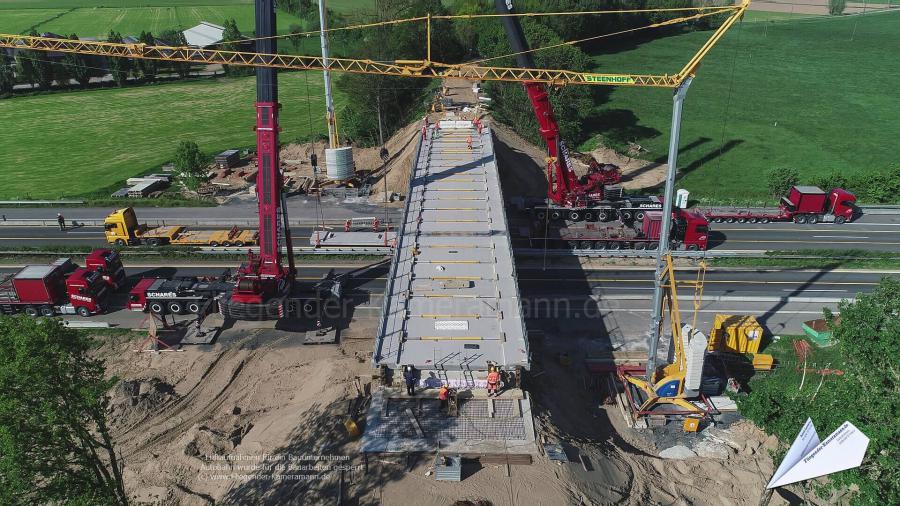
[
  {"left": 212, "top": 5, "right": 744, "bottom": 49},
  {"left": 714, "top": 14, "right": 746, "bottom": 177},
  {"left": 470, "top": 7, "right": 736, "bottom": 66}
]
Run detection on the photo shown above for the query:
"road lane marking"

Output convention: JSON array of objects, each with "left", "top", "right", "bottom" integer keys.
[
  {"left": 723, "top": 240, "right": 900, "bottom": 245},
  {"left": 812, "top": 235, "right": 869, "bottom": 239},
  {"left": 781, "top": 289, "right": 846, "bottom": 292}
]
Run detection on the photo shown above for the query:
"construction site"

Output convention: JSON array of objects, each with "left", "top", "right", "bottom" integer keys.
[{"left": 0, "top": 1, "right": 896, "bottom": 505}]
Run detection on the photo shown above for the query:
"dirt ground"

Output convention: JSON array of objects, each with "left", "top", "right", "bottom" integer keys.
[{"left": 95, "top": 329, "right": 816, "bottom": 506}]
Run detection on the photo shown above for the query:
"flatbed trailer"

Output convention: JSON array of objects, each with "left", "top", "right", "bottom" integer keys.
[
  {"left": 528, "top": 209, "right": 709, "bottom": 251},
  {"left": 104, "top": 207, "right": 258, "bottom": 247},
  {"left": 700, "top": 186, "right": 858, "bottom": 225},
  {"left": 517, "top": 191, "right": 663, "bottom": 223}
]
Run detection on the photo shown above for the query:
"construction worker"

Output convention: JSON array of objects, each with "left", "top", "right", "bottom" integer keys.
[
  {"left": 57, "top": 213, "right": 65, "bottom": 231},
  {"left": 466, "top": 135, "right": 473, "bottom": 151},
  {"left": 344, "top": 219, "right": 351, "bottom": 232},
  {"left": 438, "top": 383, "right": 450, "bottom": 412},
  {"left": 487, "top": 365, "right": 501, "bottom": 397},
  {"left": 434, "top": 120, "right": 441, "bottom": 139},
  {"left": 403, "top": 365, "right": 416, "bottom": 396}
]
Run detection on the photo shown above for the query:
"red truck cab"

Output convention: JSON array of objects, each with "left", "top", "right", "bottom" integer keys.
[
  {"left": 65, "top": 268, "right": 108, "bottom": 315},
  {"left": 128, "top": 278, "right": 156, "bottom": 311},
  {"left": 84, "top": 248, "right": 126, "bottom": 290},
  {"left": 673, "top": 209, "right": 709, "bottom": 251},
  {"left": 781, "top": 186, "right": 857, "bottom": 224}
]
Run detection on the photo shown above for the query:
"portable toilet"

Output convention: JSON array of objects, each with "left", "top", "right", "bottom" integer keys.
[{"left": 675, "top": 189, "right": 690, "bottom": 209}]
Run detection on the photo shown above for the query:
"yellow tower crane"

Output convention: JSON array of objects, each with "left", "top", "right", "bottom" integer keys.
[{"left": 0, "top": 2, "right": 748, "bottom": 89}]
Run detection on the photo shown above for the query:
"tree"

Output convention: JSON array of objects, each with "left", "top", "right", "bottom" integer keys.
[
  {"left": 0, "top": 50, "right": 14, "bottom": 96},
  {"left": 63, "top": 33, "right": 92, "bottom": 88},
  {"left": 159, "top": 29, "right": 192, "bottom": 78},
  {"left": 106, "top": 31, "right": 132, "bottom": 87},
  {"left": 765, "top": 167, "right": 800, "bottom": 198},
  {"left": 174, "top": 140, "right": 208, "bottom": 190},
  {"left": 137, "top": 31, "right": 158, "bottom": 82},
  {"left": 737, "top": 279, "right": 900, "bottom": 504},
  {"left": 221, "top": 19, "right": 253, "bottom": 77},
  {"left": 0, "top": 317, "right": 127, "bottom": 504},
  {"left": 288, "top": 23, "right": 304, "bottom": 51},
  {"left": 15, "top": 30, "right": 53, "bottom": 90},
  {"left": 829, "top": 0, "right": 846, "bottom": 16}
]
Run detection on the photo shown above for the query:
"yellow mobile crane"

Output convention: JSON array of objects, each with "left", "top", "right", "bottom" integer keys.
[{"left": 620, "top": 254, "right": 710, "bottom": 417}]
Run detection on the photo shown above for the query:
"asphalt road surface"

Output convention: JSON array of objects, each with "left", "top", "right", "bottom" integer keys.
[
  {"left": 2, "top": 262, "right": 892, "bottom": 344},
  {"left": 2, "top": 213, "right": 899, "bottom": 252}
]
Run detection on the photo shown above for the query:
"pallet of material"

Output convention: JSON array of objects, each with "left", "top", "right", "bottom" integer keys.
[
  {"left": 215, "top": 149, "right": 241, "bottom": 169},
  {"left": 127, "top": 179, "right": 164, "bottom": 198}
]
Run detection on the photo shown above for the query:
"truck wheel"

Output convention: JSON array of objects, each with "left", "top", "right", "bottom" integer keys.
[
  {"left": 835, "top": 216, "right": 846, "bottom": 225},
  {"left": 713, "top": 217, "right": 724, "bottom": 223},
  {"left": 76, "top": 306, "right": 91, "bottom": 317},
  {"left": 595, "top": 241, "right": 607, "bottom": 250},
  {"left": 608, "top": 242, "right": 621, "bottom": 251},
  {"left": 147, "top": 238, "right": 161, "bottom": 247},
  {"left": 688, "top": 244, "right": 700, "bottom": 251},
  {"left": 760, "top": 218, "right": 770, "bottom": 224},
  {"left": 115, "top": 239, "right": 127, "bottom": 246},
  {"left": 635, "top": 211, "right": 646, "bottom": 221},
  {"left": 149, "top": 302, "right": 166, "bottom": 315},
  {"left": 222, "top": 241, "right": 232, "bottom": 247},
  {"left": 807, "top": 215, "right": 819, "bottom": 224},
  {"left": 620, "top": 211, "right": 633, "bottom": 222},
  {"left": 794, "top": 214, "right": 808, "bottom": 224},
  {"left": 747, "top": 217, "right": 758, "bottom": 223},
  {"left": 598, "top": 211, "right": 609, "bottom": 222},
  {"left": 23, "top": 306, "right": 39, "bottom": 317},
  {"left": 583, "top": 212, "right": 594, "bottom": 222},
  {"left": 234, "top": 241, "right": 245, "bottom": 247},
  {"left": 209, "top": 241, "right": 220, "bottom": 247},
  {"left": 188, "top": 302, "right": 202, "bottom": 314},
  {"left": 535, "top": 210, "right": 547, "bottom": 221},
  {"left": 168, "top": 302, "right": 184, "bottom": 314},
  {"left": 635, "top": 242, "right": 647, "bottom": 250},
  {"left": 726, "top": 217, "right": 735, "bottom": 223},
  {"left": 550, "top": 210, "right": 562, "bottom": 221},
  {"left": 567, "top": 241, "right": 579, "bottom": 250},
  {"left": 738, "top": 218, "right": 747, "bottom": 223},
  {"left": 40, "top": 306, "right": 54, "bottom": 317},
  {"left": 580, "top": 240, "right": 592, "bottom": 249}
]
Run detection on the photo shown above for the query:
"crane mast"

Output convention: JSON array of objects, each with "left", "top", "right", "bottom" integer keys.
[{"left": 227, "top": 0, "right": 296, "bottom": 314}]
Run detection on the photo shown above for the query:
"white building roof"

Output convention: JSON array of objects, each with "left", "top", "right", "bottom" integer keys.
[{"left": 183, "top": 22, "right": 225, "bottom": 48}]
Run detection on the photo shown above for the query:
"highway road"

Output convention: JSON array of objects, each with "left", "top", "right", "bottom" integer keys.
[
  {"left": 2, "top": 213, "right": 899, "bottom": 252},
  {"left": 2, "top": 262, "right": 891, "bottom": 347},
  {"left": 1, "top": 204, "right": 898, "bottom": 252}
]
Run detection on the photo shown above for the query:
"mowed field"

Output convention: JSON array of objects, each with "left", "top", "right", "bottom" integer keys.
[
  {"left": 0, "top": 73, "right": 342, "bottom": 199},
  {"left": 585, "top": 10, "right": 900, "bottom": 202},
  {"left": 0, "top": 0, "right": 376, "bottom": 37}
]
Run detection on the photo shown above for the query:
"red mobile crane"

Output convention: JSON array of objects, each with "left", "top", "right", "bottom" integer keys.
[
  {"left": 215, "top": 0, "right": 339, "bottom": 321},
  {"left": 495, "top": 0, "right": 666, "bottom": 224}
]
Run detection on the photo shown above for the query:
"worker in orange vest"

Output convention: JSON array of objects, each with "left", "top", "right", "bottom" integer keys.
[
  {"left": 438, "top": 383, "right": 450, "bottom": 412},
  {"left": 487, "top": 365, "right": 501, "bottom": 397},
  {"left": 466, "top": 135, "right": 473, "bottom": 150}
]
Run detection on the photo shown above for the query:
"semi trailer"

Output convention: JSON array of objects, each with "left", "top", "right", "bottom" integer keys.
[
  {"left": 0, "top": 257, "right": 111, "bottom": 317},
  {"left": 701, "top": 186, "right": 858, "bottom": 224},
  {"left": 104, "top": 207, "right": 258, "bottom": 247},
  {"left": 529, "top": 209, "right": 710, "bottom": 251},
  {"left": 128, "top": 265, "right": 340, "bottom": 320}
]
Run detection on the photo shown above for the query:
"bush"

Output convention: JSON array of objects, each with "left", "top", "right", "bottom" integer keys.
[
  {"left": 829, "top": 0, "right": 846, "bottom": 16},
  {"left": 173, "top": 140, "right": 208, "bottom": 191},
  {"left": 765, "top": 167, "right": 799, "bottom": 198}
]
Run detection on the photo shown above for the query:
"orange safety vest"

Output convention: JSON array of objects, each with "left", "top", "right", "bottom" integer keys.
[
  {"left": 438, "top": 387, "right": 449, "bottom": 400},
  {"left": 487, "top": 371, "right": 500, "bottom": 386}
]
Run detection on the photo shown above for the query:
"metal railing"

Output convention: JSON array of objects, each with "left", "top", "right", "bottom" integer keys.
[{"left": 373, "top": 126, "right": 424, "bottom": 366}]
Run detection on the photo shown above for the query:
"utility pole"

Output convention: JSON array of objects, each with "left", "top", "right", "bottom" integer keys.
[
  {"left": 318, "top": 0, "right": 338, "bottom": 149},
  {"left": 646, "top": 76, "right": 693, "bottom": 381}
]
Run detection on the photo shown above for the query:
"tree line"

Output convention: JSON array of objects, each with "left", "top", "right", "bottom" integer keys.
[{"left": 767, "top": 165, "right": 900, "bottom": 204}]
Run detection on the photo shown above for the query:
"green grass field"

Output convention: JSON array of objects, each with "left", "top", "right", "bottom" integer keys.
[
  {"left": 0, "top": 73, "right": 342, "bottom": 199},
  {"left": 584, "top": 11, "right": 900, "bottom": 202}
]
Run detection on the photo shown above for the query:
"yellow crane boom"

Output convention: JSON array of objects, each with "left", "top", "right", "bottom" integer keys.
[{"left": 0, "top": 2, "right": 748, "bottom": 88}]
